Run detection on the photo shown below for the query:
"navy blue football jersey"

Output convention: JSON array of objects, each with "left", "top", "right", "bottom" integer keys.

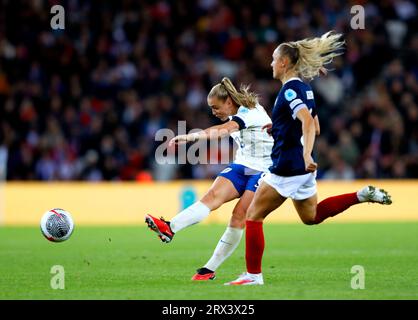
[{"left": 269, "top": 78, "right": 317, "bottom": 176}]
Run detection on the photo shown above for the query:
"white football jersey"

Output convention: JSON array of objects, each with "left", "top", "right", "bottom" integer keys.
[{"left": 228, "top": 104, "right": 274, "bottom": 172}]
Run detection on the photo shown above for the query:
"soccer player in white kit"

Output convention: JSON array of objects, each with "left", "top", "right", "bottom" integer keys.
[{"left": 145, "top": 77, "right": 274, "bottom": 281}]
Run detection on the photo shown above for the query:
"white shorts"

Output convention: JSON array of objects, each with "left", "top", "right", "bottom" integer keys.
[{"left": 262, "top": 172, "right": 317, "bottom": 200}]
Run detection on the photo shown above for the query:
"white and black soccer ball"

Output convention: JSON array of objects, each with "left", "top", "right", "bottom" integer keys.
[{"left": 40, "top": 208, "right": 74, "bottom": 242}]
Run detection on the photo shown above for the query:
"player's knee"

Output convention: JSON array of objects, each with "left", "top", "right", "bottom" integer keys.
[
  {"left": 201, "top": 189, "right": 222, "bottom": 209},
  {"left": 246, "top": 206, "right": 263, "bottom": 222},
  {"left": 245, "top": 206, "right": 256, "bottom": 220}
]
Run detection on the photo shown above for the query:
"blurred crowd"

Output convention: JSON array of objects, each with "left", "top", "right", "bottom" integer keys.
[{"left": 0, "top": 0, "right": 417, "bottom": 181}]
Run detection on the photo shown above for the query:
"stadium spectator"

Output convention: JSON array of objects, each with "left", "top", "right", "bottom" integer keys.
[{"left": 0, "top": 0, "right": 417, "bottom": 181}]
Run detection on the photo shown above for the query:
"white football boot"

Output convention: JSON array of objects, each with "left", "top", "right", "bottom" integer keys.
[
  {"left": 224, "top": 272, "right": 264, "bottom": 286},
  {"left": 357, "top": 186, "right": 392, "bottom": 205}
]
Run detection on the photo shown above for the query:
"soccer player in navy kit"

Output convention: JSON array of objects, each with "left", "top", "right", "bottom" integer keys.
[{"left": 226, "top": 31, "right": 392, "bottom": 285}]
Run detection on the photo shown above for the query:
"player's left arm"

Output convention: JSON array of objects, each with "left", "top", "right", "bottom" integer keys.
[
  {"left": 168, "top": 121, "right": 239, "bottom": 146},
  {"left": 296, "top": 108, "right": 317, "bottom": 172},
  {"left": 195, "top": 121, "right": 240, "bottom": 140}
]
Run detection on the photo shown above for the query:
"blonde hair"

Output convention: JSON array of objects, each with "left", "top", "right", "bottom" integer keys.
[
  {"left": 207, "top": 77, "right": 258, "bottom": 109},
  {"left": 280, "top": 31, "right": 345, "bottom": 80}
]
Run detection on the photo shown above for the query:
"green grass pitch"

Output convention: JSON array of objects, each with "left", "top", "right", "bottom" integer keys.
[{"left": 1, "top": 222, "right": 417, "bottom": 300}]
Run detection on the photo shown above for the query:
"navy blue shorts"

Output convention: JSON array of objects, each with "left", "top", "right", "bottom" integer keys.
[{"left": 218, "top": 163, "right": 265, "bottom": 196}]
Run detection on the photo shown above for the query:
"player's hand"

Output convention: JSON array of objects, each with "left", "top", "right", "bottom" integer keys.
[
  {"left": 303, "top": 154, "right": 318, "bottom": 172},
  {"left": 262, "top": 123, "right": 272, "bottom": 135},
  {"left": 168, "top": 135, "right": 189, "bottom": 147},
  {"left": 319, "top": 67, "right": 328, "bottom": 77}
]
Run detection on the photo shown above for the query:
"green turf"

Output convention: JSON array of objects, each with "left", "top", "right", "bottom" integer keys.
[{"left": 0, "top": 222, "right": 417, "bottom": 300}]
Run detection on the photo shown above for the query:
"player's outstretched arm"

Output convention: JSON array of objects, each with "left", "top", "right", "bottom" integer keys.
[{"left": 168, "top": 121, "right": 239, "bottom": 146}]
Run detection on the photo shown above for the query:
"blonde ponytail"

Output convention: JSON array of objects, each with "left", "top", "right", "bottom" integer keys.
[
  {"left": 281, "top": 31, "right": 345, "bottom": 80},
  {"left": 207, "top": 77, "right": 258, "bottom": 109}
]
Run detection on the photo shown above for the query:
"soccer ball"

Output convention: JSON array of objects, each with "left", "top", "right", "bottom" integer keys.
[{"left": 40, "top": 208, "right": 74, "bottom": 242}]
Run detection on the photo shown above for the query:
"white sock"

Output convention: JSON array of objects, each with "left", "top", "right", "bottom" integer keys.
[
  {"left": 170, "top": 201, "right": 211, "bottom": 233},
  {"left": 247, "top": 272, "right": 262, "bottom": 277},
  {"left": 204, "top": 227, "right": 243, "bottom": 271}
]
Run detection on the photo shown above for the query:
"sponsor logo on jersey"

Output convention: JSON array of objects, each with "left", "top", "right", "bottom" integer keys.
[
  {"left": 220, "top": 167, "right": 233, "bottom": 174},
  {"left": 284, "top": 89, "right": 297, "bottom": 101},
  {"left": 306, "top": 90, "right": 314, "bottom": 99}
]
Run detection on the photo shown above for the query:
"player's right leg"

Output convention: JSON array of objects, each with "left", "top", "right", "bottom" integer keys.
[
  {"left": 145, "top": 176, "right": 239, "bottom": 243},
  {"left": 192, "top": 190, "right": 253, "bottom": 281},
  {"left": 225, "top": 181, "right": 286, "bottom": 285}
]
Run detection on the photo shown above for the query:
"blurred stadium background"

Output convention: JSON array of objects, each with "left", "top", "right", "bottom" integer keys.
[
  {"left": 0, "top": 0, "right": 417, "bottom": 224},
  {"left": 1, "top": 0, "right": 418, "bottom": 301},
  {"left": 1, "top": 0, "right": 418, "bottom": 180}
]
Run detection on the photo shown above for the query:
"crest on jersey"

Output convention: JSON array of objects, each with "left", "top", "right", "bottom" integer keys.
[
  {"left": 238, "top": 106, "right": 249, "bottom": 114},
  {"left": 284, "top": 89, "right": 297, "bottom": 101}
]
